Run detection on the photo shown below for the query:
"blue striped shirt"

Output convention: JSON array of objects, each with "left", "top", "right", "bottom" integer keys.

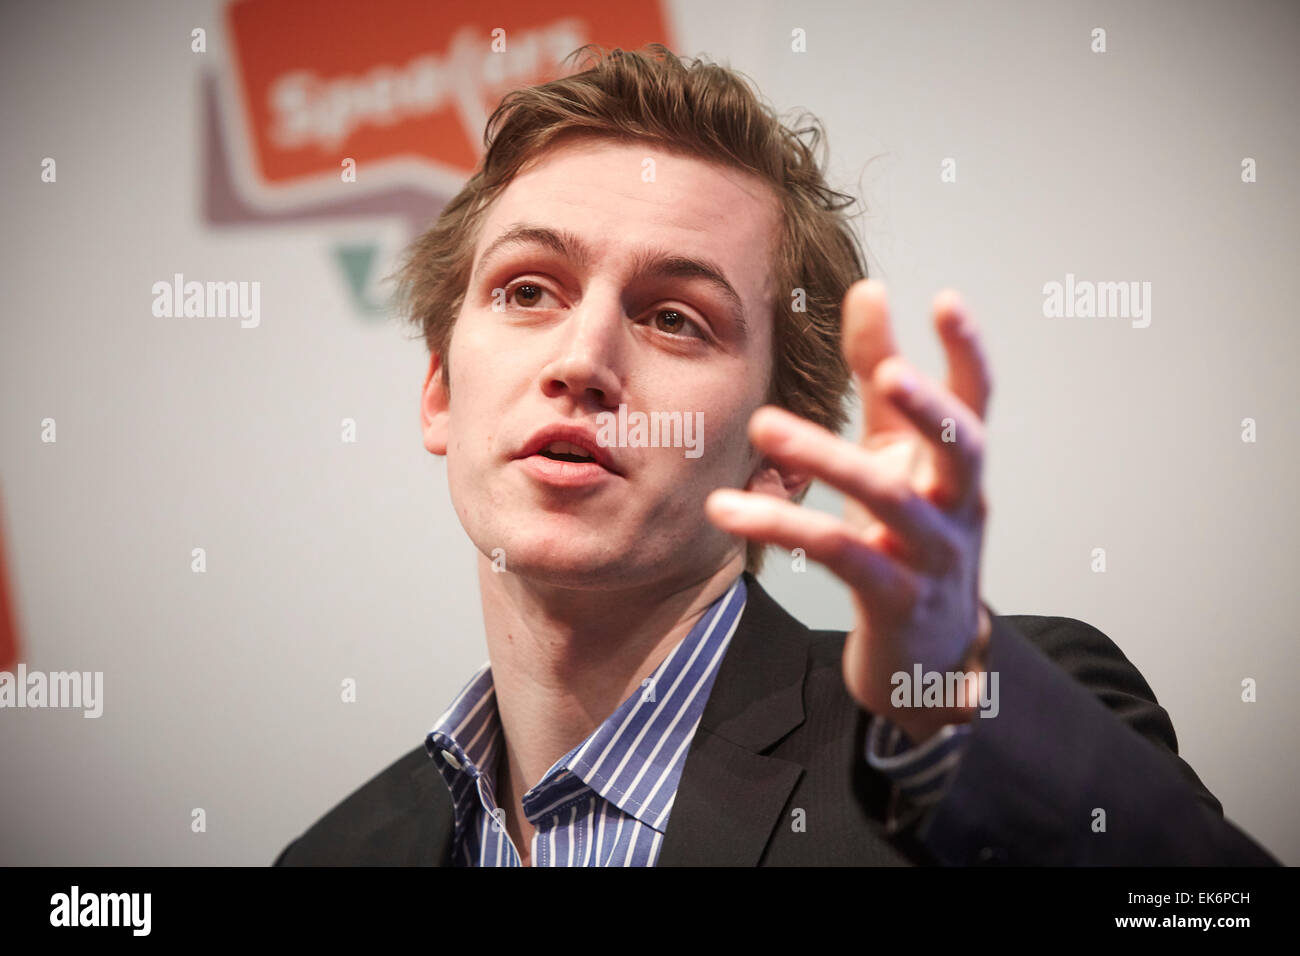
[
  {"left": 425, "top": 572, "right": 972, "bottom": 864},
  {"left": 425, "top": 574, "right": 749, "bottom": 866},
  {"left": 867, "top": 713, "right": 973, "bottom": 834}
]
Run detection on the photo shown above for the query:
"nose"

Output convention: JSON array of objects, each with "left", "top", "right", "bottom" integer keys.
[{"left": 538, "top": 288, "right": 624, "bottom": 409}]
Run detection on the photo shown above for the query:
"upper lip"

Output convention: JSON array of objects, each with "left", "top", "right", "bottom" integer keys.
[{"left": 516, "top": 423, "right": 623, "bottom": 475}]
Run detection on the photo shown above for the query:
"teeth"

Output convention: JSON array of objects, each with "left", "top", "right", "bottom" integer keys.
[{"left": 543, "top": 441, "right": 594, "bottom": 460}]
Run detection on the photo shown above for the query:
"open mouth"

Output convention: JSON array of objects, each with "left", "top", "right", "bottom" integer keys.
[
  {"left": 536, "top": 441, "right": 599, "bottom": 465},
  {"left": 516, "top": 426, "right": 622, "bottom": 481}
]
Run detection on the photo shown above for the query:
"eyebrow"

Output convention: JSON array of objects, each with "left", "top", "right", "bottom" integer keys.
[{"left": 471, "top": 223, "right": 749, "bottom": 336}]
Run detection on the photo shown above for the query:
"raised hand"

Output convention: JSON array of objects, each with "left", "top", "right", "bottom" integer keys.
[{"left": 705, "top": 279, "right": 994, "bottom": 744}]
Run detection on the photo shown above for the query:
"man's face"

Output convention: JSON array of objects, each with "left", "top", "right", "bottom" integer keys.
[{"left": 422, "top": 135, "right": 789, "bottom": 589}]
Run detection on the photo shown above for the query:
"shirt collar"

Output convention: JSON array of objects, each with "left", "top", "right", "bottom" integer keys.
[{"left": 425, "top": 573, "right": 748, "bottom": 835}]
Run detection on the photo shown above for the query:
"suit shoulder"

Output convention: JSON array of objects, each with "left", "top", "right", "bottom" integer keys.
[
  {"left": 274, "top": 745, "right": 446, "bottom": 866},
  {"left": 994, "top": 613, "right": 1179, "bottom": 745},
  {"left": 805, "top": 613, "right": 1179, "bottom": 756},
  {"left": 979, "top": 612, "right": 1228, "bottom": 812}
]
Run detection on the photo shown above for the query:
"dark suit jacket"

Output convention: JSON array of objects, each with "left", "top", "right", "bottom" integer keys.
[{"left": 275, "top": 572, "right": 1278, "bottom": 865}]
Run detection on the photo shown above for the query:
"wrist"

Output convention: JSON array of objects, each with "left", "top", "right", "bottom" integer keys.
[{"left": 892, "top": 604, "right": 992, "bottom": 745}]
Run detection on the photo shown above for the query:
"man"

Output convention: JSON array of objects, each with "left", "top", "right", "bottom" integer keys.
[{"left": 275, "top": 45, "right": 1277, "bottom": 866}]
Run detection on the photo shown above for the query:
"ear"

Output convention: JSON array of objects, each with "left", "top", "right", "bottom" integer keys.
[
  {"left": 743, "top": 451, "right": 811, "bottom": 502},
  {"left": 420, "top": 352, "right": 450, "bottom": 456}
]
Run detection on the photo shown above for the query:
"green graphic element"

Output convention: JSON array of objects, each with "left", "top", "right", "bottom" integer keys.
[{"left": 333, "top": 243, "right": 390, "bottom": 319}]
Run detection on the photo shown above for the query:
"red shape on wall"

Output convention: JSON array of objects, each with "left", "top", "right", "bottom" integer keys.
[
  {"left": 225, "top": 0, "right": 673, "bottom": 184},
  {"left": 0, "top": 488, "right": 20, "bottom": 672}
]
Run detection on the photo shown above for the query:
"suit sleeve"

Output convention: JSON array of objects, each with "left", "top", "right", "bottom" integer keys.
[
  {"left": 272, "top": 838, "right": 299, "bottom": 866},
  {"left": 905, "top": 612, "right": 1278, "bottom": 865}
]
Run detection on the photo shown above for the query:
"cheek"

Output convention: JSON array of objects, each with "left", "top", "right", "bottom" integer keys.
[
  {"left": 657, "top": 403, "right": 759, "bottom": 499},
  {"left": 443, "top": 330, "right": 497, "bottom": 497},
  {"left": 639, "top": 367, "right": 766, "bottom": 500},
  {"left": 710, "top": 410, "right": 761, "bottom": 485},
  {"left": 447, "top": 320, "right": 513, "bottom": 433}
]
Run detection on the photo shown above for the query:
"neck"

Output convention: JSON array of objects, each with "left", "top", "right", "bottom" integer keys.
[{"left": 480, "top": 554, "right": 745, "bottom": 800}]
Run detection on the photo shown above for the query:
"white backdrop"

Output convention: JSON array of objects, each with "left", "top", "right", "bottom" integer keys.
[{"left": 1, "top": 0, "right": 1296, "bottom": 864}]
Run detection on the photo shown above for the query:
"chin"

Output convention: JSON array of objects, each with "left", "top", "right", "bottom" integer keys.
[{"left": 476, "top": 527, "right": 649, "bottom": 590}]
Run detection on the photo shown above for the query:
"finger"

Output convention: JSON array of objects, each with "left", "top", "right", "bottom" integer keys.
[
  {"left": 932, "top": 289, "right": 992, "bottom": 420},
  {"left": 705, "top": 488, "right": 918, "bottom": 614},
  {"left": 873, "top": 358, "right": 985, "bottom": 510},
  {"left": 841, "top": 279, "right": 910, "bottom": 435},
  {"left": 746, "top": 405, "right": 959, "bottom": 568}
]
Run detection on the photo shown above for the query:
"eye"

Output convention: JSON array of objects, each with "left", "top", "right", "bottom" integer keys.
[
  {"left": 647, "top": 308, "right": 706, "bottom": 340},
  {"left": 504, "top": 280, "right": 560, "bottom": 309}
]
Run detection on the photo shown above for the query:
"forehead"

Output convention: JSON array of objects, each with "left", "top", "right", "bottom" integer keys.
[{"left": 473, "top": 136, "right": 781, "bottom": 307}]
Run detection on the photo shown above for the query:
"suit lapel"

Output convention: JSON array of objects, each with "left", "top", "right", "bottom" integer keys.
[{"left": 657, "top": 572, "right": 810, "bottom": 866}]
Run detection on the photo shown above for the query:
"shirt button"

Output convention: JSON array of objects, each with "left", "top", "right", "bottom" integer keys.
[
  {"left": 978, "top": 846, "right": 1008, "bottom": 863},
  {"left": 441, "top": 749, "right": 462, "bottom": 770}
]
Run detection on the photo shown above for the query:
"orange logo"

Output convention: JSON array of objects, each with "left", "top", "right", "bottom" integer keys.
[{"left": 209, "top": 0, "right": 673, "bottom": 224}]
